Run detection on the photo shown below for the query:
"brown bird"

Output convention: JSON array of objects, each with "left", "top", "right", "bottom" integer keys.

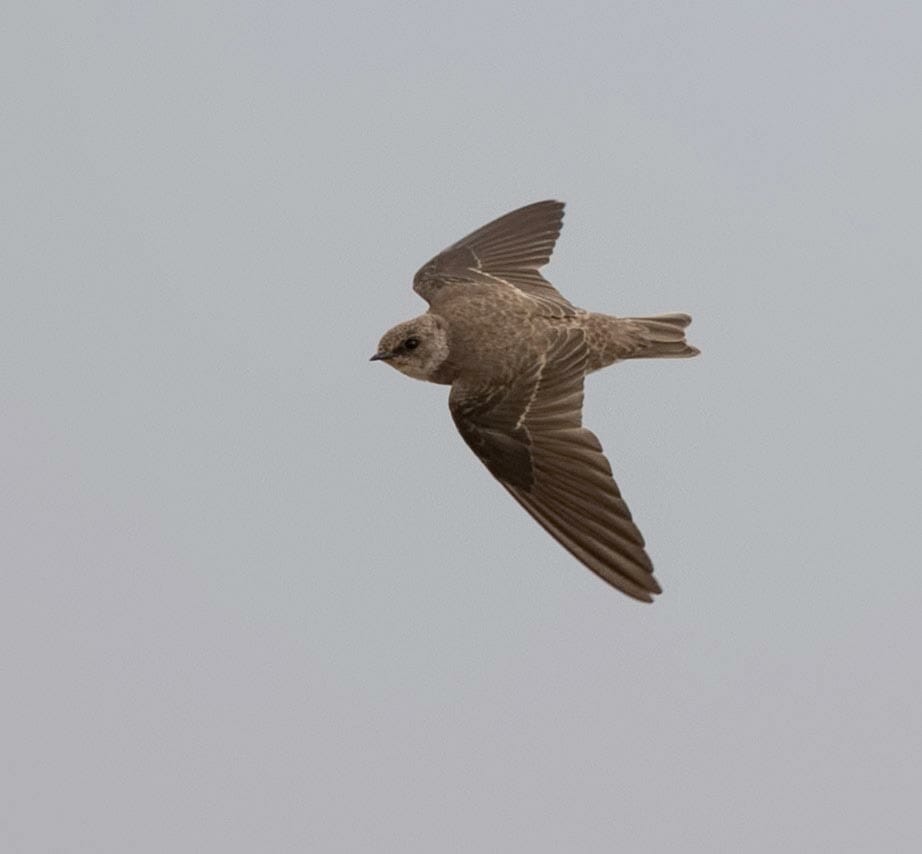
[{"left": 371, "top": 200, "right": 698, "bottom": 601}]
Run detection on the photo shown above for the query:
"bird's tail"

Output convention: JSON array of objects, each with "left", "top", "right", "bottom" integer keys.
[{"left": 622, "top": 313, "right": 700, "bottom": 359}]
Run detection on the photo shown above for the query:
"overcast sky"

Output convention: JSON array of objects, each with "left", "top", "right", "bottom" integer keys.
[{"left": 4, "top": 3, "right": 922, "bottom": 852}]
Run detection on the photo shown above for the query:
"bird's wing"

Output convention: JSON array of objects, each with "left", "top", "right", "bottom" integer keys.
[
  {"left": 413, "top": 200, "right": 577, "bottom": 316},
  {"left": 449, "top": 328, "right": 660, "bottom": 601}
]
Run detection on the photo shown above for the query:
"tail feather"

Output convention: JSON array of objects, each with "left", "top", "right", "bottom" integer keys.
[{"left": 624, "top": 313, "right": 700, "bottom": 359}]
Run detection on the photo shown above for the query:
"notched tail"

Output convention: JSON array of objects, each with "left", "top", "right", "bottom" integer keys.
[{"left": 623, "top": 313, "right": 700, "bottom": 359}]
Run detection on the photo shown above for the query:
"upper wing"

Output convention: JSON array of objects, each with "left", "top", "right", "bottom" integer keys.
[
  {"left": 449, "top": 329, "right": 661, "bottom": 601},
  {"left": 413, "top": 200, "right": 577, "bottom": 315}
]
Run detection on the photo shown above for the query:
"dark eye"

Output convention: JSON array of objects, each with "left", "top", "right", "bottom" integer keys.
[{"left": 403, "top": 337, "right": 420, "bottom": 350}]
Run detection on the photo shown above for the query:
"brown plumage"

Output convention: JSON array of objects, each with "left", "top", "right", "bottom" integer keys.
[{"left": 371, "top": 200, "right": 698, "bottom": 602}]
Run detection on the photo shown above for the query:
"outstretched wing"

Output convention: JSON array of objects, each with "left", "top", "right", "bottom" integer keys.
[
  {"left": 449, "top": 329, "right": 660, "bottom": 601},
  {"left": 413, "top": 200, "right": 577, "bottom": 315}
]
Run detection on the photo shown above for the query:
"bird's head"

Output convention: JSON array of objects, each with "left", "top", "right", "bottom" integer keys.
[{"left": 370, "top": 314, "right": 450, "bottom": 381}]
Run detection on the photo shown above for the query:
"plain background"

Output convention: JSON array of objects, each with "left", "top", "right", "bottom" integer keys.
[{"left": 4, "top": 3, "right": 921, "bottom": 852}]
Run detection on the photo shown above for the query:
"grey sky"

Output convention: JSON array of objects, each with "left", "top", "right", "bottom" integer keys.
[{"left": 3, "top": 2, "right": 921, "bottom": 852}]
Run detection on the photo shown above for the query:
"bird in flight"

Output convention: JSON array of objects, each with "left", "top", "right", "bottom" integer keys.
[{"left": 371, "top": 200, "right": 698, "bottom": 601}]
